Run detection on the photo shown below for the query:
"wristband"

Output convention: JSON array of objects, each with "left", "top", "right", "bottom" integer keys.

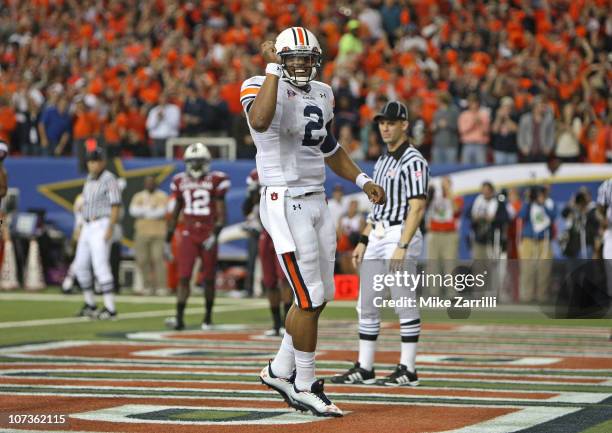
[
  {"left": 359, "top": 234, "right": 369, "bottom": 246},
  {"left": 356, "top": 173, "right": 372, "bottom": 190},
  {"left": 265, "top": 63, "right": 283, "bottom": 78}
]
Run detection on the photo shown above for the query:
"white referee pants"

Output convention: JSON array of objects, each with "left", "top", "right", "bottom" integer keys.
[
  {"left": 603, "top": 229, "right": 612, "bottom": 298},
  {"left": 357, "top": 225, "right": 423, "bottom": 321},
  {"left": 73, "top": 218, "right": 114, "bottom": 293},
  {"left": 260, "top": 192, "right": 336, "bottom": 309}
]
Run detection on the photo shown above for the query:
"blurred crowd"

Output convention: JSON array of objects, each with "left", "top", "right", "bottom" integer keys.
[{"left": 0, "top": 0, "right": 610, "bottom": 164}]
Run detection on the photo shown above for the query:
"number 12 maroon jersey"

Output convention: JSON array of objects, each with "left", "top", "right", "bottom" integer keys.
[{"left": 170, "top": 171, "right": 231, "bottom": 227}]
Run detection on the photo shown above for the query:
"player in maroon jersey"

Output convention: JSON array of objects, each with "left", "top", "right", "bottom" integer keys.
[
  {"left": 164, "top": 142, "right": 230, "bottom": 330},
  {"left": 244, "top": 169, "right": 293, "bottom": 336}
]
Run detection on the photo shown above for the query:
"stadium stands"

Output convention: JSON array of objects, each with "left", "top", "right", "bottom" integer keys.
[{"left": 0, "top": 0, "right": 609, "bottom": 162}]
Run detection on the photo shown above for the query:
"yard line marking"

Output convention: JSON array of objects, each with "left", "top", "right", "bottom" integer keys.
[
  {"left": 442, "top": 406, "right": 581, "bottom": 433},
  {"left": 0, "top": 303, "right": 267, "bottom": 329},
  {"left": 3, "top": 383, "right": 610, "bottom": 403},
  {"left": 2, "top": 364, "right": 609, "bottom": 381},
  {"left": 0, "top": 390, "right": 576, "bottom": 409},
  {"left": 2, "top": 370, "right": 609, "bottom": 388},
  {"left": 71, "top": 404, "right": 330, "bottom": 426}
]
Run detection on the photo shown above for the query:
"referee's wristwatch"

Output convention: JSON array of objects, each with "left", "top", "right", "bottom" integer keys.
[{"left": 397, "top": 242, "right": 410, "bottom": 249}]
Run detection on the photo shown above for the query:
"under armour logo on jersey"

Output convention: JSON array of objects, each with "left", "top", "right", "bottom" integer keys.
[
  {"left": 271, "top": 192, "right": 279, "bottom": 201},
  {"left": 287, "top": 89, "right": 297, "bottom": 98},
  {"left": 292, "top": 204, "right": 302, "bottom": 211},
  {"left": 320, "top": 92, "right": 326, "bottom": 98}
]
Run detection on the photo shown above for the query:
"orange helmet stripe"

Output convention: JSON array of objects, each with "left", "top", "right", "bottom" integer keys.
[{"left": 296, "top": 27, "right": 305, "bottom": 45}]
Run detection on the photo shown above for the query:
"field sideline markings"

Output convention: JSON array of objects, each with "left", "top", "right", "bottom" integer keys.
[
  {"left": 0, "top": 303, "right": 267, "bottom": 329},
  {"left": 6, "top": 339, "right": 607, "bottom": 364},
  {"left": 0, "top": 390, "right": 552, "bottom": 409},
  {"left": 2, "top": 383, "right": 611, "bottom": 404},
  {"left": 0, "top": 292, "right": 268, "bottom": 305},
  {"left": 1, "top": 363, "right": 609, "bottom": 381},
  {"left": 442, "top": 406, "right": 582, "bottom": 433},
  {"left": 3, "top": 367, "right": 608, "bottom": 381},
  {"left": 71, "top": 403, "right": 330, "bottom": 426},
  {"left": 2, "top": 369, "right": 609, "bottom": 388},
  {"left": 3, "top": 354, "right": 611, "bottom": 375}
]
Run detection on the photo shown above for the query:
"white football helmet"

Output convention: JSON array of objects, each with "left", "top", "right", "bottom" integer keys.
[
  {"left": 184, "top": 142, "right": 211, "bottom": 178},
  {"left": 275, "top": 27, "right": 322, "bottom": 87}
]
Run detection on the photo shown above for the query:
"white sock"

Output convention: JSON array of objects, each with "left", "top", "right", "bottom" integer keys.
[
  {"left": 83, "top": 290, "right": 95, "bottom": 306},
  {"left": 358, "top": 339, "right": 376, "bottom": 371},
  {"left": 270, "top": 333, "right": 295, "bottom": 378},
  {"left": 103, "top": 292, "right": 116, "bottom": 312},
  {"left": 294, "top": 349, "right": 316, "bottom": 391},
  {"left": 400, "top": 342, "right": 417, "bottom": 372}
]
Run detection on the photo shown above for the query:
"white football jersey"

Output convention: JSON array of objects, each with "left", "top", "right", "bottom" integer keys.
[{"left": 240, "top": 76, "right": 339, "bottom": 196}]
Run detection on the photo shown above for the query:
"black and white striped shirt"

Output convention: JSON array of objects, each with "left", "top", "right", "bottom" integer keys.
[
  {"left": 368, "top": 141, "right": 429, "bottom": 224},
  {"left": 81, "top": 170, "right": 122, "bottom": 221},
  {"left": 597, "top": 178, "right": 612, "bottom": 224}
]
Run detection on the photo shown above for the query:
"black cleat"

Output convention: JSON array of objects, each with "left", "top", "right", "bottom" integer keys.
[
  {"left": 377, "top": 364, "right": 419, "bottom": 386},
  {"left": 165, "top": 317, "right": 185, "bottom": 330},
  {"left": 96, "top": 307, "right": 117, "bottom": 320},
  {"left": 77, "top": 303, "right": 97, "bottom": 318},
  {"left": 330, "top": 362, "right": 376, "bottom": 384}
]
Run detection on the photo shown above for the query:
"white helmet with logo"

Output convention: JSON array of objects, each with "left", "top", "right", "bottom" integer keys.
[
  {"left": 274, "top": 27, "right": 322, "bottom": 87},
  {"left": 184, "top": 142, "right": 211, "bottom": 179}
]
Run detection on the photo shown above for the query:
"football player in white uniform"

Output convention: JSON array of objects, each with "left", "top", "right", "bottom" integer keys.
[{"left": 242, "top": 27, "right": 385, "bottom": 417}]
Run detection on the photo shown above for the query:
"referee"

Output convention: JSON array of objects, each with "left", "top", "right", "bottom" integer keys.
[
  {"left": 332, "top": 101, "right": 429, "bottom": 386},
  {"left": 73, "top": 148, "right": 121, "bottom": 319}
]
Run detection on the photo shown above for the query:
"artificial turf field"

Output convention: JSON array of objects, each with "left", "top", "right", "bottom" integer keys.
[{"left": 0, "top": 290, "right": 611, "bottom": 433}]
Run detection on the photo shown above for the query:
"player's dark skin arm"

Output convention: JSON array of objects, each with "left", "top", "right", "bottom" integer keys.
[
  {"left": 0, "top": 166, "right": 7, "bottom": 199},
  {"left": 214, "top": 198, "right": 226, "bottom": 236},
  {"left": 325, "top": 147, "right": 386, "bottom": 205},
  {"left": 166, "top": 200, "right": 183, "bottom": 243},
  {"left": 248, "top": 41, "right": 281, "bottom": 132}
]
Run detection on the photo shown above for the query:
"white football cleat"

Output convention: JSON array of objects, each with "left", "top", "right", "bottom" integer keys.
[
  {"left": 290, "top": 379, "right": 343, "bottom": 417},
  {"left": 61, "top": 274, "right": 74, "bottom": 293},
  {"left": 201, "top": 322, "right": 214, "bottom": 331},
  {"left": 259, "top": 361, "right": 307, "bottom": 411}
]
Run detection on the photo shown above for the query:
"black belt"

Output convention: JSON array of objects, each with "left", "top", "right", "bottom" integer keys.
[
  {"left": 84, "top": 216, "right": 106, "bottom": 223},
  {"left": 373, "top": 220, "right": 403, "bottom": 227}
]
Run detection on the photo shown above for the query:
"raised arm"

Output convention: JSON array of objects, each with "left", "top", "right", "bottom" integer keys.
[{"left": 248, "top": 42, "right": 283, "bottom": 132}]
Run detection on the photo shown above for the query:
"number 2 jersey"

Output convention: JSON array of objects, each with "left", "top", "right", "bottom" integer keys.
[
  {"left": 240, "top": 76, "right": 339, "bottom": 197},
  {"left": 170, "top": 171, "right": 231, "bottom": 228}
]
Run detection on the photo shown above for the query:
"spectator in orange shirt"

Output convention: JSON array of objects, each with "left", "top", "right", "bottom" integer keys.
[
  {"left": 458, "top": 93, "right": 490, "bottom": 164},
  {"left": 73, "top": 100, "right": 100, "bottom": 171},
  {"left": 0, "top": 96, "right": 17, "bottom": 150},
  {"left": 125, "top": 99, "right": 148, "bottom": 156}
]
